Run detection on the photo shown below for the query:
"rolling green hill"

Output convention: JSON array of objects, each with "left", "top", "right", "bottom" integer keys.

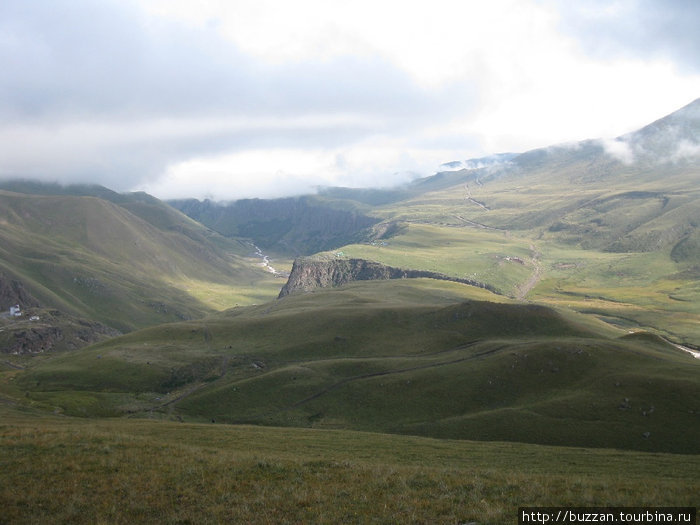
[
  {"left": 164, "top": 100, "right": 700, "bottom": 346},
  {"left": 4, "top": 102, "right": 696, "bottom": 453},
  {"left": 8, "top": 279, "right": 699, "bottom": 453}
]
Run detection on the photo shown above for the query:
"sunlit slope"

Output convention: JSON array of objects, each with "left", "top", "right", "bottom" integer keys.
[
  {"left": 324, "top": 103, "right": 700, "bottom": 344},
  {"left": 12, "top": 280, "right": 700, "bottom": 453},
  {"left": 161, "top": 101, "right": 700, "bottom": 344},
  {"left": 331, "top": 186, "right": 700, "bottom": 343},
  {"left": 0, "top": 190, "right": 280, "bottom": 331}
]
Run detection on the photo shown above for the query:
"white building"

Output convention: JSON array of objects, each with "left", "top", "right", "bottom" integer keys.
[{"left": 9, "top": 304, "right": 21, "bottom": 317}]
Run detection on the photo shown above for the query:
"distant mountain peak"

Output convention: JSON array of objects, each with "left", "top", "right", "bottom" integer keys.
[{"left": 601, "top": 98, "right": 700, "bottom": 165}]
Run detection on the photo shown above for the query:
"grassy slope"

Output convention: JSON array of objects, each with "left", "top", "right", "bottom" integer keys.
[
  {"left": 0, "top": 190, "right": 284, "bottom": 331},
  {"left": 1, "top": 405, "right": 699, "bottom": 524},
  {"left": 325, "top": 157, "right": 700, "bottom": 345},
  {"left": 7, "top": 280, "right": 699, "bottom": 454}
]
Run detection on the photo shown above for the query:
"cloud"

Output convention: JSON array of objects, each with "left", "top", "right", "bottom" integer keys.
[
  {"left": 0, "top": 0, "right": 475, "bottom": 193},
  {"left": 602, "top": 135, "right": 700, "bottom": 165},
  {"left": 599, "top": 108, "right": 700, "bottom": 165},
  {"left": 671, "top": 139, "right": 700, "bottom": 162},
  {"left": 552, "top": 0, "right": 700, "bottom": 73},
  {"left": 1, "top": 0, "right": 699, "bottom": 200},
  {"left": 0, "top": 0, "right": 471, "bottom": 121},
  {"left": 600, "top": 138, "right": 637, "bottom": 164},
  {"left": 140, "top": 136, "right": 453, "bottom": 200}
]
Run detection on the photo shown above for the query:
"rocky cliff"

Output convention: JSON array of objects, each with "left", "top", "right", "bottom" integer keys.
[
  {"left": 1, "top": 308, "right": 121, "bottom": 355},
  {"left": 278, "top": 257, "right": 498, "bottom": 298}
]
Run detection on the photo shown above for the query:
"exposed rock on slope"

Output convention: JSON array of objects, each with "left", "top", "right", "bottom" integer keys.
[
  {"left": 0, "top": 272, "right": 40, "bottom": 310},
  {"left": 1, "top": 309, "right": 120, "bottom": 355},
  {"left": 278, "top": 257, "right": 498, "bottom": 298}
]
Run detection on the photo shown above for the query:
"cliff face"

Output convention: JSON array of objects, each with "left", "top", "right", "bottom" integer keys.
[{"left": 278, "top": 258, "right": 498, "bottom": 298}]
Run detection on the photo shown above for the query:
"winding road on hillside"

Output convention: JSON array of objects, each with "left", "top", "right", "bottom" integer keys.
[
  {"left": 464, "top": 184, "right": 490, "bottom": 211},
  {"left": 2, "top": 360, "right": 24, "bottom": 370},
  {"left": 142, "top": 343, "right": 511, "bottom": 419},
  {"left": 515, "top": 244, "right": 543, "bottom": 301}
]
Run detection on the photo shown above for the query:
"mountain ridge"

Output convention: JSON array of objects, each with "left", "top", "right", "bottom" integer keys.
[{"left": 0, "top": 187, "right": 281, "bottom": 334}]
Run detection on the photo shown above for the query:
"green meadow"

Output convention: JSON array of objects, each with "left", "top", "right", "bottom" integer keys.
[
  {"left": 324, "top": 156, "right": 700, "bottom": 345},
  {"left": 2, "top": 405, "right": 699, "bottom": 524}
]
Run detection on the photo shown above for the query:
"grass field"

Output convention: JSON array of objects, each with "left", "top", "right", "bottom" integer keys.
[
  {"left": 1, "top": 405, "right": 698, "bottom": 524},
  {"left": 5, "top": 280, "right": 698, "bottom": 455},
  {"left": 1, "top": 140, "right": 699, "bottom": 522}
]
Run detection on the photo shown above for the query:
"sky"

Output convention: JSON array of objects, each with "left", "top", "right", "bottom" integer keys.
[{"left": 1, "top": 0, "right": 699, "bottom": 201}]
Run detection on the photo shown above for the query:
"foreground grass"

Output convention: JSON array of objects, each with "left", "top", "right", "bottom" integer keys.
[{"left": 1, "top": 407, "right": 699, "bottom": 524}]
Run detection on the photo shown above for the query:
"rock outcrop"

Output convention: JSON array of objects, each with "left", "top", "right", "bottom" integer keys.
[
  {"left": 0, "top": 272, "right": 40, "bottom": 311},
  {"left": 278, "top": 257, "right": 498, "bottom": 298},
  {"left": 1, "top": 309, "right": 121, "bottom": 355}
]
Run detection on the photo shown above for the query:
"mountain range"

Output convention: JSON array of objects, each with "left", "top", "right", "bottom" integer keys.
[{"left": 1, "top": 98, "right": 699, "bottom": 456}]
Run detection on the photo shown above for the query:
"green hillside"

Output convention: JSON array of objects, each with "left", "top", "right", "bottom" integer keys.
[
  {"left": 2, "top": 404, "right": 698, "bottom": 524},
  {"left": 0, "top": 187, "right": 284, "bottom": 333},
  {"left": 163, "top": 100, "right": 700, "bottom": 347},
  {"left": 307, "top": 101, "right": 700, "bottom": 345},
  {"left": 8, "top": 279, "right": 699, "bottom": 453}
]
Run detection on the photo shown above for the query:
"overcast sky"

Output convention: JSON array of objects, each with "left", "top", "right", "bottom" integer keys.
[{"left": 1, "top": 0, "right": 699, "bottom": 200}]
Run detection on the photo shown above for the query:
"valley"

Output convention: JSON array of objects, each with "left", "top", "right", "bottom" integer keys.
[{"left": 1, "top": 99, "right": 699, "bottom": 523}]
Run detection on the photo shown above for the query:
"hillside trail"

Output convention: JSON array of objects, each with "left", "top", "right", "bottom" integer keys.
[
  {"left": 146, "top": 357, "right": 231, "bottom": 415},
  {"left": 464, "top": 184, "right": 490, "bottom": 211},
  {"left": 515, "top": 244, "right": 543, "bottom": 301}
]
